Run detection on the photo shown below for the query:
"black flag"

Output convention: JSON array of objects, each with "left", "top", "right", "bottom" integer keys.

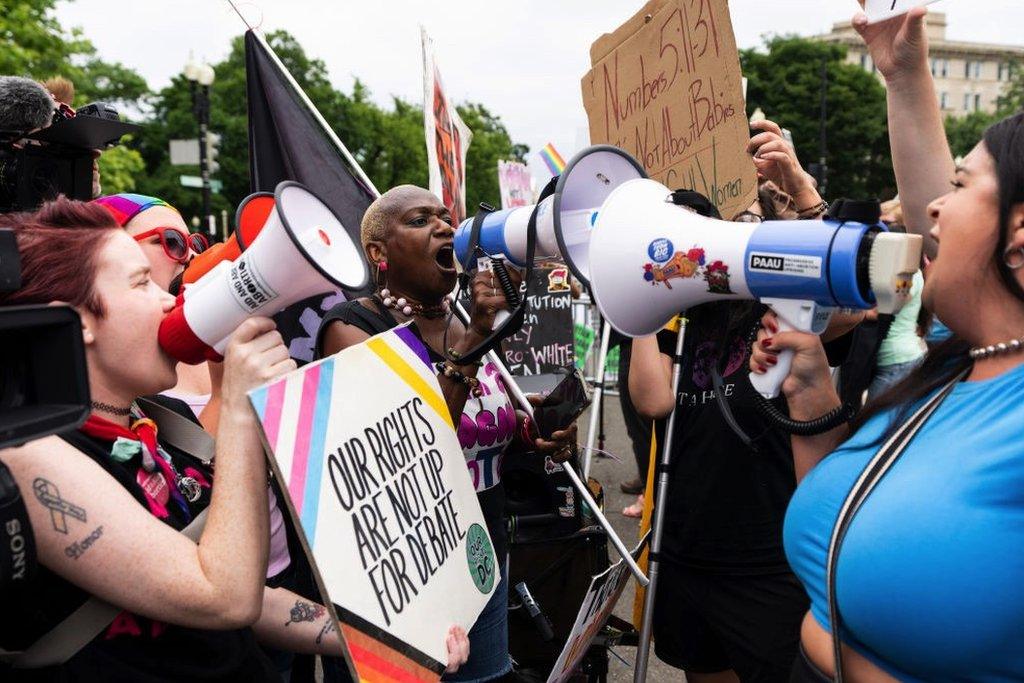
[{"left": 245, "top": 30, "right": 375, "bottom": 363}]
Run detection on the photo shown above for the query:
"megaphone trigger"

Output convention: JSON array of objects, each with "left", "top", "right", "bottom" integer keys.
[{"left": 748, "top": 299, "right": 834, "bottom": 400}]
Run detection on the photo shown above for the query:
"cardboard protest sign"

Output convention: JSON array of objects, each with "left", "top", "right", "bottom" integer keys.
[
  {"left": 498, "top": 159, "right": 533, "bottom": 209},
  {"left": 501, "top": 267, "right": 575, "bottom": 375},
  {"left": 249, "top": 325, "right": 498, "bottom": 681},
  {"left": 423, "top": 27, "right": 473, "bottom": 225},
  {"left": 546, "top": 533, "right": 651, "bottom": 683},
  {"left": 863, "top": 0, "right": 941, "bottom": 23},
  {"left": 581, "top": 0, "right": 757, "bottom": 222}
]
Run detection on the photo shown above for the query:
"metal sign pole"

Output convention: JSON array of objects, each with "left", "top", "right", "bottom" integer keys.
[
  {"left": 582, "top": 318, "right": 611, "bottom": 480},
  {"left": 634, "top": 321, "right": 686, "bottom": 682}
]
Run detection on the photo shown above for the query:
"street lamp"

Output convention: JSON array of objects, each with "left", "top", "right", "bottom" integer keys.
[{"left": 184, "top": 55, "right": 216, "bottom": 239}]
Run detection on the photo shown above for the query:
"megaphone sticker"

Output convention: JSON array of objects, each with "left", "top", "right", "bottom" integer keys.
[
  {"left": 228, "top": 254, "right": 279, "bottom": 312},
  {"left": 648, "top": 238, "right": 674, "bottom": 263},
  {"left": 641, "top": 240, "right": 735, "bottom": 295},
  {"left": 547, "top": 267, "right": 571, "bottom": 293}
]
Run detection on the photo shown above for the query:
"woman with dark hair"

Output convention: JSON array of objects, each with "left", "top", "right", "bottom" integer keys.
[
  {"left": 0, "top": 198, "right": 469, "bottom": 680},
  {"left": 750, "top": 6, "right": 1024, "bottom": 681},
  {"left": 316, "top": 185, "right": 580, "bottom": 682}
]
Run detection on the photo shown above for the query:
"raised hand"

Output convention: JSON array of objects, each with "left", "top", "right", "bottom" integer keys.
[
  {"left": 747, "top": 119, "right": 821, "bottom": 209},
  {"left": 853, "top": 3, "right": 929, "bottom": 82}
]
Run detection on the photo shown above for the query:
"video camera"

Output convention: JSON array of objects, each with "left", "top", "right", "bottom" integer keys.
[
  {"left": 0, "top": 227, "right": 91, "bottom": 593},
  {"left": 0, "top": 76, "right": 139, "bottom": 213}
]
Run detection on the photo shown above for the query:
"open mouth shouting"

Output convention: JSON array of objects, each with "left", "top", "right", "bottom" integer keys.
[{"left": 434, "top": 243, "right": 457, "bottom": 274}]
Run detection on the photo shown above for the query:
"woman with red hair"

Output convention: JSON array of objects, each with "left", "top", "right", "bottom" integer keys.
[{"left": 0, "top": 198, "right": 469, "bottom": 679}]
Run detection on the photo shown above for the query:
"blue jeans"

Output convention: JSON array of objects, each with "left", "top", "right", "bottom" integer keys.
[
  {"left": 868, "top": 358, "right": 924, "bottom": 401},
  {"left": 441, "top": 564, "right": 512, "bottom": 682}
]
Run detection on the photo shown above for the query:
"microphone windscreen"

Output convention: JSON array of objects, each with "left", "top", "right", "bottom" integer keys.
[{"left": 0, "top": 77, "right": 55, "bottom": 134}]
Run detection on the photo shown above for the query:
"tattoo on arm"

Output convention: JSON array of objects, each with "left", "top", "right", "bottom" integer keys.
[
  {"left": 65, "top": 526, "right": 104, "bottom": 560},
  {"left": 284, "top": 600, "right": 326, "bottom": 627},
  {"left": 315, "top": 618, "right": 337, "bottom": 645},
  {"left": 32, "top": 477, "right": 87, "bottom": 534}
]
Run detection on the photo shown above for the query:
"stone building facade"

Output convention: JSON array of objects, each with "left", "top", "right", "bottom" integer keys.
[{"left": 816, "top": 12, "right": 1024, "bottom": 117}]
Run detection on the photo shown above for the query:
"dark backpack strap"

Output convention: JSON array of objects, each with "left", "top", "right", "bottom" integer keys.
[
  {"left": 824, "top": 368, "right": 966, "bottom": 682},
  {"left": 135, "top": 397, "right": 214, "bottom": 465}
]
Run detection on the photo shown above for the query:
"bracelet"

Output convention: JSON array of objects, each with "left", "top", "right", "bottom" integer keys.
[
  {"left": 435, "top": 361, "right": 483, "bottom": 397},
  {"left": 797, "top": 200, "right": 829, "bottom": 219},
  {"left": 446, "top": 348, "right": 482, "bottom": 367}
]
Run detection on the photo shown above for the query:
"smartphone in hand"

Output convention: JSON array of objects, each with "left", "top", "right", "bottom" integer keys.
[{"left": 532, "top": 367, "right": 592, "bottom": 440}]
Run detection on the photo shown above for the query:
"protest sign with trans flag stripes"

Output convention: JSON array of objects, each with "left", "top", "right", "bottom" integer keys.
[{"left": 250, "top": 324, "right": 497, "bottom": 682}]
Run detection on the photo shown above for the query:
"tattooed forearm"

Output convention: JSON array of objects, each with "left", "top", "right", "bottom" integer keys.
[
  {"left": 33, "top": 477, "right": 87, "bottom": 534},
  {"left": 65, "top": 526, "right": 104, "bottom": 559},
  {"left": 315, "top": 618, "right": 337, "bottom": 645},
  {"left": 284, "top": 600, "right": 326, "bottom": 626}
]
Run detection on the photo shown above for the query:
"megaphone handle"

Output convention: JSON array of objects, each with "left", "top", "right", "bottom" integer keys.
[
  {"left": 492, "top": 310, "right": 511, "bottom": 328},
  {"left": 748, "top": 316, "right": 795, "bottom": 400},
  {"left": 748, "top": 299, "right": 833, "bottom": 400}
]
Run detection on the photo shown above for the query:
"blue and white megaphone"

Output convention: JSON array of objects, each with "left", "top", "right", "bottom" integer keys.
[
  {"left": 454, "top": 145, "right": 647, "bottom": 288},
  {"left": 588, "top": 178, "right": 923, "bottom": 398}
]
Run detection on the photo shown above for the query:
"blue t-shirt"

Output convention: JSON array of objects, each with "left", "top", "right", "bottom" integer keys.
[{"left": 784, "top": 362, "right": 1024, "bottom": 682}]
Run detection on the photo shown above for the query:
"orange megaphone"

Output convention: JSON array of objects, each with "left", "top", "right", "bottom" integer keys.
[{"left": 181, "top": 192, "right": 275, "bottom": 285}]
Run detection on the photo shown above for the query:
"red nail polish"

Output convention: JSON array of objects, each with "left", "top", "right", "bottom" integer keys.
[
  {"left": 758, "top": 364, "right": 768, "bottom": 373},
  {"left": 766, "top": 356, "right": 777, "bottom": 366},
  {"left": 761, "top": 338, "right": 773, "bottom": 349}
]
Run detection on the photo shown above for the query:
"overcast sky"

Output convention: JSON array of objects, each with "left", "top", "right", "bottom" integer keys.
[{"left": 56, "top": 0, "right": 1024, "bottom": 183}]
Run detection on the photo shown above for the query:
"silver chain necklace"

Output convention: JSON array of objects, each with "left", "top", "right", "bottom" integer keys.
[{"left": 969, "top": 337, "right": 1024, "bottom": 360}]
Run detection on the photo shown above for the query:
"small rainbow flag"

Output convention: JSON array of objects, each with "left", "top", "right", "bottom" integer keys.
[{"left": 538, "top": 142, "right": 567, "bottom": 176}]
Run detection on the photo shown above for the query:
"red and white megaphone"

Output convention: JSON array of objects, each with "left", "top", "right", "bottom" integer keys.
[
  {"left": 159, "top": 181, "right": 368, "bottom": 364},
  {"left": 178, "top": 191, "right": 276, "bottom": 287}
]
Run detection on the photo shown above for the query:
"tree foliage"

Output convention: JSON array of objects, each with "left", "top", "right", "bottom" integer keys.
[
  {"left": 742, "top": 36, "right": 893, "bottom": 200},
  {"left": 131, "top": 30, "right": 526, "bottom": 227},
  {"left": 0, "top": 0, "right": 148, "bottom": 107},
  {"left": 3, "top": 3, "right": 528, "bottom": 230}
]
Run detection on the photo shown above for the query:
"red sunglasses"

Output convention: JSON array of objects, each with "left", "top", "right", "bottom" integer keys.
[{"left": 133, "top": 227, "right": 209, "bottom": 264}]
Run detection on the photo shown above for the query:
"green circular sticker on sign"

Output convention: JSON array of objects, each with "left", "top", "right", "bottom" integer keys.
[{"left": 465, "top": 523, "right": 496, "bottom": 594}]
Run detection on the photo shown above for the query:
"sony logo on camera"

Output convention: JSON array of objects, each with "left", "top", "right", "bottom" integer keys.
[{"left": 5, "top": 517, "right": 28, "bottom": 582}]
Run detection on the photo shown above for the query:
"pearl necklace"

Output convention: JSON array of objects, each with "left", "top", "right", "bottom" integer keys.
[
  {"left": 378, "top": 289, "right": 450, "bottom": 319},
  {"left": 969, "top": 337, "right": 1024, "bottom": 360}
]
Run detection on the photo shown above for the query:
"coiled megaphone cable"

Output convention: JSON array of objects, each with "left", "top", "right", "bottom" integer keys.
[
  {"left": 744, "top": 320, "right": 857, "bottom": 436},
  {"left": 443, "top": 177, "right": 558, "bottom": 366}
]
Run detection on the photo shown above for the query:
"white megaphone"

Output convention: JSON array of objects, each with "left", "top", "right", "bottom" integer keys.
[
  {"left": 588, "top": 178, "right": 923, "bottom": 398},
  {"left": 159, "top": 181, "right": 369, "bottom": 364},
  {"left": 454, "top": 145, "right": 647, "bottom": 288}
]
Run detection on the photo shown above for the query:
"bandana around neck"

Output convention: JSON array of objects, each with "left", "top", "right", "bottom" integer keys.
[{"left": 80, "top": 412, "right": 199, "bottom": 521}]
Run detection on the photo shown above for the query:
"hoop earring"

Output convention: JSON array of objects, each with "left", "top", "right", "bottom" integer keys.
[
  {"left": 1003, "top": 247, "right": 1024, "bottom": 270},
  {"left": 375, "top": 261, "right": 388, "bottom": 290}
]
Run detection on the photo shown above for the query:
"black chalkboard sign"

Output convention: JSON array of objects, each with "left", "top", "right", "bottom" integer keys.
[{"left": 501, "top": 267, "right": 575, "bottom": 375}]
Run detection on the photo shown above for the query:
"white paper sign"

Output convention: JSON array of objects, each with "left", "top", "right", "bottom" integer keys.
[
  {"left": 249, "top": 325, "right": 497, "bottom": 668},
  {"left": 863, "top": 0, "right": 941, "bottom": 23}
]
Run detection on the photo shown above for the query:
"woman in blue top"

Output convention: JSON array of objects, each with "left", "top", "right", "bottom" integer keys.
[{"left": 748, "top": 6, "right": 1024, "bottom": 682}]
